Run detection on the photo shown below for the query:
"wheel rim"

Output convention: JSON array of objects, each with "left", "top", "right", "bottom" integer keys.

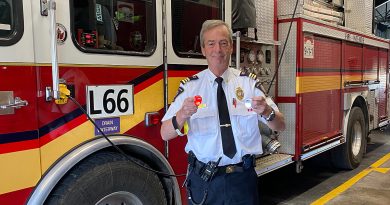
[
  {"left": 351, "top": 120, "right": 363, "bottom": 157},
  {"left": 95, "top": 191, "right": 143, "bottom": 205}
]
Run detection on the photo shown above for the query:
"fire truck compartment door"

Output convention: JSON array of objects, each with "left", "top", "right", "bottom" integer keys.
[{"left": 0, "top": 1, "right": 41, "bottom": 202}]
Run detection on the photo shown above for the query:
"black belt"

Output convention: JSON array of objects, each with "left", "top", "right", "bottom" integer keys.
[
  {"left": 191, "top": 155, "right": 255, "bottom": 177},
  {"left": 185, "top": 153, "right": 256, "bottom": 204}
]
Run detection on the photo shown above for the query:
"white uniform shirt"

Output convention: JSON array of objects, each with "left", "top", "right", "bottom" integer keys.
[{"left": 162, "top": 68, "right": 279, "bottom": 166}]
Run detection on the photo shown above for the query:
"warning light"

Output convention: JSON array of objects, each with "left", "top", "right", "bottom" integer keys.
[
  {"left": 145, "top": 112, "right": 161, "bottom": 127},
  {"left": 151, "top": 114, "right": 160, "bottom": 125},
  {"left": 194, "top": 95, "right": 202, "bottom": 106}
]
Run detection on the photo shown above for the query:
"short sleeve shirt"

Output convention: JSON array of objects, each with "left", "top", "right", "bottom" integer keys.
[{"left": 162, "top": 67, "right": 279, "bottom": 166}]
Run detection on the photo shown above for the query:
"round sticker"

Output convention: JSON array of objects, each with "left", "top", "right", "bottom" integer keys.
[{"left": 56, "top": 23, "right": 67, "bottom": 45}]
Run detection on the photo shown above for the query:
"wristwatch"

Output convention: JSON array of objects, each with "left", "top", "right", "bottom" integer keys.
[
  {"left": 262, "top": 108, "right": 275, "bottom": 122},
  {"left": 172, "top": 115, "right": 185, "bottom": 136}
]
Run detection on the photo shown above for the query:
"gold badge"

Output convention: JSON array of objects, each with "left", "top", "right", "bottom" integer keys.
[{"left": 235, "top": 87, "right": 244, "bottom": 101}]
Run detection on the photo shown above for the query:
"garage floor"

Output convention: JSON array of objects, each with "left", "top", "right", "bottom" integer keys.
[
  {"left": 258, "top": 126, "right": 390, "bottom": 205},
  {"left": 315, "top": 153, "right": 390, "bottom": 205}
]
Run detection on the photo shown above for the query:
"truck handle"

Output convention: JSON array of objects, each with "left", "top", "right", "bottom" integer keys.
[
  {"left": 45, "top": 0, "right": 60, "bottom": 100},
  {"left": 344, "top": 81, "right": 365, "bottom": 87},
  {"left": 0, "top": 97, "right": 28, "bottom": 109}
]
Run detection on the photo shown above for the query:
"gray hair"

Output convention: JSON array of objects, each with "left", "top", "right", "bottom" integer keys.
[{"left": 200, "top": 19, "right": 233, "bottom": 48}]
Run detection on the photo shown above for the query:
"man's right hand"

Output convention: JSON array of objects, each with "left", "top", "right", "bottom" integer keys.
[
  {"left": 161, "top": 97, "right": 198, "bottom": 140},
  {"left": 176, "top": 97, "right": 198, "bottom": 121}
]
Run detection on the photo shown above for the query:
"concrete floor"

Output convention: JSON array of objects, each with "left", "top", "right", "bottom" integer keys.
[
  {"left": 325, "top": 153, "right": 390, "bottom": 204},
  {"left": 327, "top": 171, "right": 390, "bottom": 205},
  {"left": 258, "top": 126, "right": 390, "bottom": 205}
]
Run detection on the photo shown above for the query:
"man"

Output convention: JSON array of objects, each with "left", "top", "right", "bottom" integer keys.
[{"left": 161, "top": 20, "right": 285, "bottom": 205}]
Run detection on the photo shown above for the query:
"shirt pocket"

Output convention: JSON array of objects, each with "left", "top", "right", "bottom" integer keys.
[
  {"left": 189, "top": 108, "right": 217, "bottom": 137},
  {"left": 230, "top": 106, "right": 259, "bottom": 138}
]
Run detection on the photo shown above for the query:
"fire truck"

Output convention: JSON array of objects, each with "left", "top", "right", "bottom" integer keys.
[{"left": 0, "top": 0, "right": 389, "bottom": 204}]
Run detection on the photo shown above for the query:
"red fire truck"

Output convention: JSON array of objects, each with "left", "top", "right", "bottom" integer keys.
[{"left": 0, "top": 0, "right": 388, "bottom": 204}]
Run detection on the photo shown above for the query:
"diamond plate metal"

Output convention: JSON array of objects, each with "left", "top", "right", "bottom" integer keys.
[
  {"left": 367, "top": 89, "right": 379, "bottom": 130},
  {"left": 368, "top": 90, "right": 375, "bottom": 130},
  {"left": 278, "top": 22, "right": 297, "bottom": 97},
  {"left": 278, "top": 103, "right": 296, "bottom": 154},
  {"left": 254, "top": 0, "right": 274, "bottom": 42},
  {"left": 303, "top": 22, "right": 389, "bottom": 49},
  {"left": 278, "top": 0, "right": 343, "bottom": 24},
  {"left": 303, "top": 22, "right": 345, "bottom": 39},
  {"left": 332, "top": 0, "right": 344, "bottom": 7},
  {"left": 278, "top": 0, "right": 305, "bottom": 18},
  {"left": 388, "top": 94, "right": 390, "bottom": 119},
  {"left": 344, "top": 0, "right": 373, "bottom": 34},
  {"left": 364, "top": 38, "right": 389, "bottom": 49},
  {"left": 255, "top": 154, "right": 294, "bottom": 176}
]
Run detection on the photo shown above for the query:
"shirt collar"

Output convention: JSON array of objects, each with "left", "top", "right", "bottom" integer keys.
[{"left": 206, "top": 67, "right": 234, "bottom": 85}]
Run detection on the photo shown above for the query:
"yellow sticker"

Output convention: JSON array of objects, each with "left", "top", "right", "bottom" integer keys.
[{"left": 198, "top": 103, "right": 207, "bottom": 108}]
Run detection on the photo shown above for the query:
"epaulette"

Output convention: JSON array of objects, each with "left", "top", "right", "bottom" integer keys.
[
  {"left": 255, "top": 81, "right": 267, "bottom": 95},
  {"left": 240, "top": 71, "right": 257, "bottom": 80},
  {"left": 240, "top": 71, "right": 268, "bottom": 95},
  {"left": 180, "top": 75, "right": 199, "bottom": 85},
  {"left": 172, "top": 86, "right": 184, "bottom": 102}
]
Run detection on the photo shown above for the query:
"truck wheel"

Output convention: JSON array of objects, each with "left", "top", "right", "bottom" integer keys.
[
  {"left": 45, "top": 151, "right": 167, "bottom": 205},
  {"left": 331, "top": 107, "right": 366, "bottom": 169}
]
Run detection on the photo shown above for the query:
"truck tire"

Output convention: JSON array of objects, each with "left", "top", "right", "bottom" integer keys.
[
  {"left": 45, "top": 151, "right": 167, "bottom": 205},
  {"left": 331, "top": 107, "right": 367, "bottom": 169}
]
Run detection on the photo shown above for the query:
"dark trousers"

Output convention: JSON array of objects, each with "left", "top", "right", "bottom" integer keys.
[{"left": 186, "top": 167, "right": 259, "bottom": 205}]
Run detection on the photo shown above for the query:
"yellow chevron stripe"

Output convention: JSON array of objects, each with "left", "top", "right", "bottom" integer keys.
[
  {"left": 296, "top": 76, "right": 341, "bottom": 93},
  {"left": 296, "top": 74, "right": 374, "bottom": 94},
  {"left": 0, "top": 149, "right": 41, "bottom": 194},
  {"left": 0, "top": 80, "right": 164, "bottom": 195}
]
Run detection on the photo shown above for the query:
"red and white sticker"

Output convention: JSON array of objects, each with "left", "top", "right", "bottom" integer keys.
[{"left": 304, "top": 35, "right": 314, "bottom": 59}]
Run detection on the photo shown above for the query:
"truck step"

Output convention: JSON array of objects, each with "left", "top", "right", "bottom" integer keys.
[{"left": 255, "top": 154, "right": 294, "bottom": 176}]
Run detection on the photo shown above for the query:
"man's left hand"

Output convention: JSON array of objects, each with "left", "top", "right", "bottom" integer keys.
[{"left": 251, "top": 96, "right": 272, "bottom": 116}]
